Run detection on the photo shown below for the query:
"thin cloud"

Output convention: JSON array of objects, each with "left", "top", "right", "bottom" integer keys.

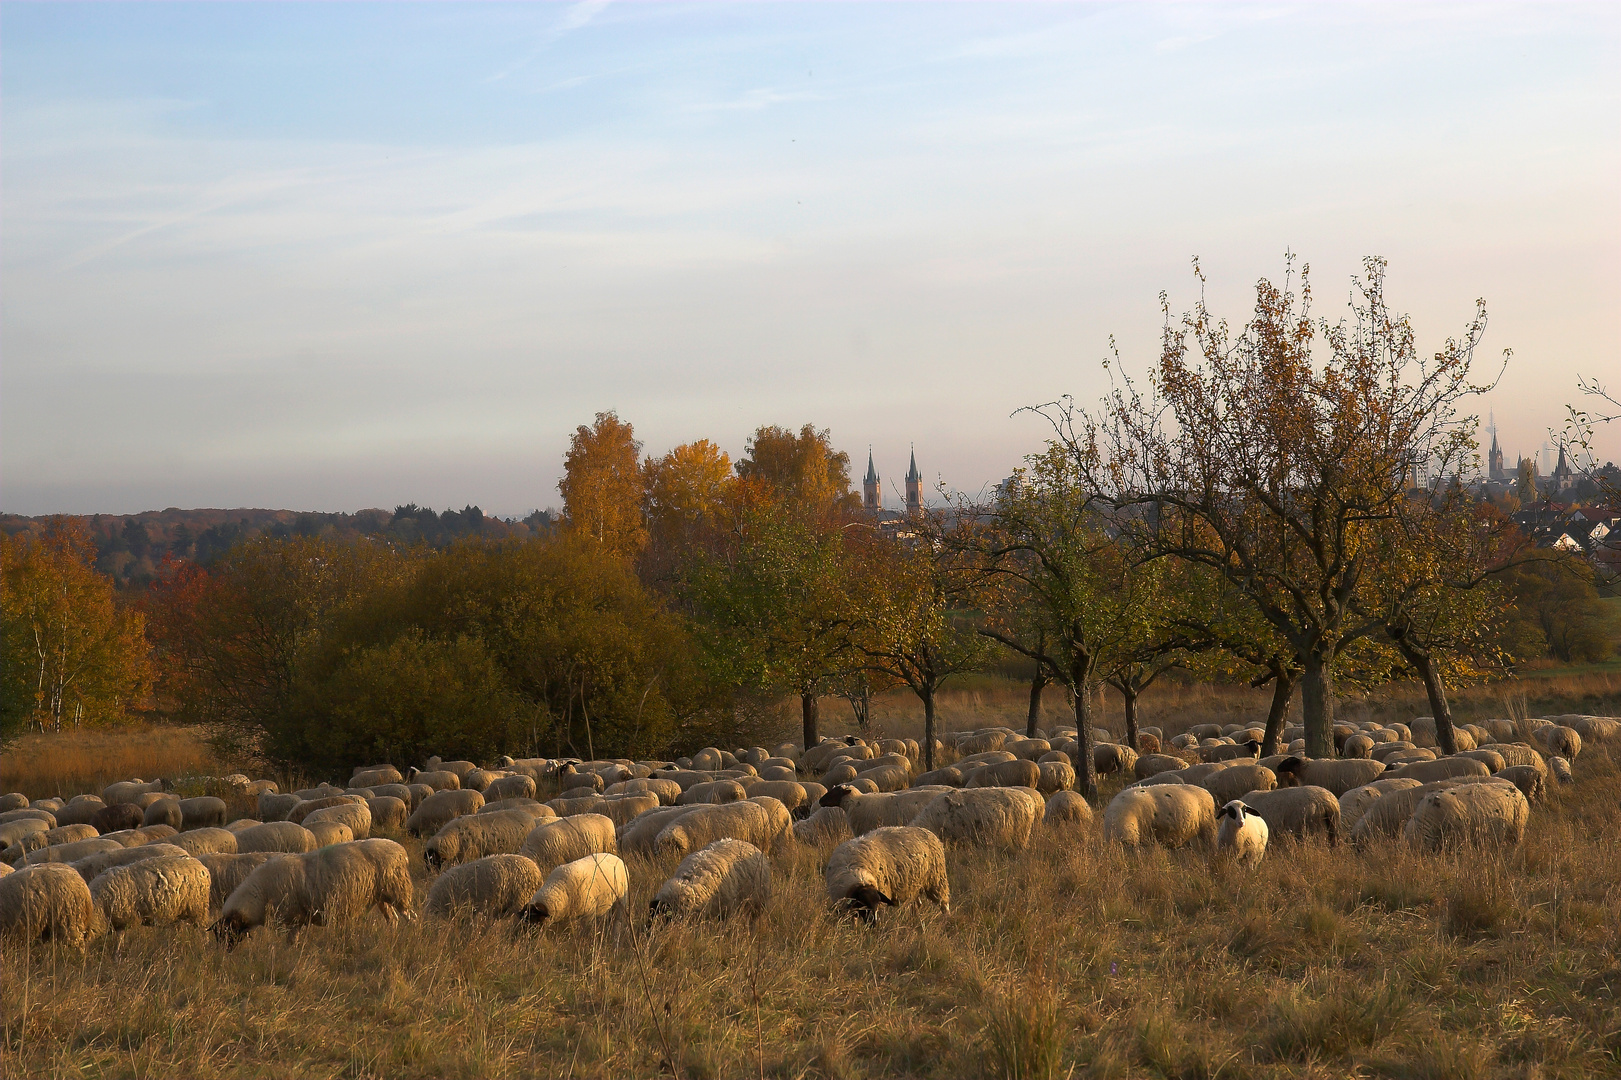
[{"left": 483, "top": 0, "right": 612, "bottom": 84}]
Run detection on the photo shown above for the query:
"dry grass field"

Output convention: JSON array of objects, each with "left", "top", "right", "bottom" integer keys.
[{"left": 3, "top": 675, "right": 1619, "bottom": 1080}]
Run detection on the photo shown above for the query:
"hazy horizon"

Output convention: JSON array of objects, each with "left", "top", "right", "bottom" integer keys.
[{"left": 4, "top": 3, "right": 1618, "bottom": 518}]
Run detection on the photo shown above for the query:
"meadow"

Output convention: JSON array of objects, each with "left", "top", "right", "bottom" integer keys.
[{"left": 2, "top": 675, "right": 1619, "bottom": 1080}]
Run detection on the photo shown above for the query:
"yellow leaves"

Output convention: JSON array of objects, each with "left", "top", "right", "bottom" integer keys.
[{"left": 559, "top": 411, "right": 648, "bottom": 557}]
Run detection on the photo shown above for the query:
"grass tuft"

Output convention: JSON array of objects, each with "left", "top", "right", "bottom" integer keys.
[{"left": 982, "top": 979, "right": 1064, "bottom": 1080}]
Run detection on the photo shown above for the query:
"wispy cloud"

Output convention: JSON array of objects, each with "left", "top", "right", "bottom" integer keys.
[{"left": 483, "top": 0, "right": 612, "bottom": 84}]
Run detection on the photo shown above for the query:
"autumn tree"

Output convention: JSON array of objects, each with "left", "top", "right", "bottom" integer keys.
[
  {"left": 1, "top": 519, "right": 152, "bottom": 742},
  {"left": 559, "top": 411, "right": 648, "bottom": 556},
  {"left": 734, "top": 424, "right": 861, "bottom": 518},
  {"left": 1070, "top": 257, "right": 1496, "bottom": 757}
]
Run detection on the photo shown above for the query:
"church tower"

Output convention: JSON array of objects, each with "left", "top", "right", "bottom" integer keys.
[
  {"left": 1488, "top": 417, "right": 1505, "bottom": 481},
  {"left": 863, "top": 449, "right": 881, "bottom": 513},
  {"left": 905, "top": 447, "right": 923, "bottom": 514}
]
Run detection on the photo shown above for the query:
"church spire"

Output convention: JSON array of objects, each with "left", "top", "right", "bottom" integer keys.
[
  {"left": 862, "top": 446, "right": 881, "bottom": 512},
  {"left": 865, "top": 448, "right": 879, "bottom": 485},
  {"left": 905, "top": 445, "right": 922, "bottom": 513}
]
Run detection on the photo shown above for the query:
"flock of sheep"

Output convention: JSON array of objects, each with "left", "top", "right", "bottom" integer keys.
[{"left": 1, "top": 710, "right": 1613, "bottom": 947}]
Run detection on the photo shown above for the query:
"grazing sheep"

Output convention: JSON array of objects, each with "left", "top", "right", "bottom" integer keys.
[
  {"left": 90, "top": 854, "right": 210, "bottom": 930},
  {"left": 592, "top": 794, "right": 661, "bottom": 826},
  {"left": 1200, "top": 740, "right": 1262, "bottom": 764},
  {"left": 1337, "top": 778, "right": 1425, "bottom": 832},
  {"left": 4, "top": 823, "right": 101, "bottom": 863},
  {"left": 1533, "top": 725, "right": 1581, "bottom": 763},
  {"left": 964, "top": 758, "right": 1041, "bottom": 789},
  {"left": 1043, "top": 790, "right": 1094, "bottom": 832},
  {"left": 24, "top": 837, "right": 125, "bottom": 865},
  {"left": 651, "top": 838, "right": 771, "bottom": 919},
  {"left": 258, "top": 792, "right": 302, "bottom": 822},
  {"left": 617, "top": 806, "right": 703, "bottom": 856},
  {"left": 0, "top": 793, "right": 29, "bottom": 813},
  {"left": 913, "top": 766, "right": 965, "bottom": 787},
  {"left": 304, "top": 800, "right": 372, "bottom": 841},
  {"left": 425, "top": 809, "right": 543, "bottom": 870},
  {"left": 426, "top": 853, "right": 545, "bottom": 918},
  {"left": 175, "top": 797, "right": 228, "bottom": 830},
  {"left": 1491, "top": 744, "right": 1546, "bottom": 772},
  {"left": 1036, "top": 760, "right": 1077, "bottom": 795},
  {"left": 654, "top": 797, "right": 790, "bottom": 858},
  {"left": 1199, "top": 764, "right": 1277, "bottom": 807},
  {"left": 1454, "top": 749, "right": 1507, "bottom": 774},
  {"left": 1093, "top": 743, "right": 1139, "bottom": 777},
  {"left": 224, "top": 819, "right": 263, "bottom": 834},
  {"left": 519, "top": 814, "right": 618, "bottom": 874},
  {"left": 102, "top": 780, "right": 164, "bottom": 806},
  {"left": 1404, "top": 783, "right": 1530, "bottom": 851},
  {"left": 170, "top": 828, "right": 238, "bottom": 857},
  {"left": 406, "top": 789, "right": 485, "bottom": 836},
  {"left": 1386, "top": 757, "right": 1491, "bottom": 784},
  {"left": 825, "top": 826, "right": 950, "bottom": 922},
  {"left": 133, "top": 824, "right": 178, "bottom": 845},
  {"left": 605, "top": 778, "right": 684, "bottom": 805},
  {"left": 365, "top": 796, "right": 409, "bottom": 832},
  {"left": 1239, "top": 786, "right": 1340, "bottom": 844},
  {"left": 738, "top": 780, "right": 812, "bottom": 812},
  {"left": 1103, "top": 786, "right": 1217, "bottom": 848},
  {"left": 518, "top": 853, "right": 629, "bottom": 926},
  {"left": 234, "top": 821, "right": 319, "bottom": 854},
  {"left": 287, "top": 795, "right": 365, "bottom": 825},
  {"left": 1494, "top": 765, "right": 1547, "bottom": 804},
  {"left": 408, "top": 769, "right": 463, "bottom": 792},
  {"left": 307, "top": 821, "right": 354, "bottom": 847},
  {"left": 481, "top": 774, "right": 537, "bottom": 803},
  {"left": 1341, "top": 734, "right": 1375, "bottom": 759},
  {"left": 912, "top": 788, "right": 1039, "bottom": 851},
  {"left": 1133, "top": 754, "right": 1191, "bottom": 782},
  {"left": 215, "top": 838, "right": 414, "bottom": 939},
  {"left": 1563, "top": 715, "right": 1620, "bottom": 742},
  {"left": 0, "top": 818, "right": 53, "bottom": 855},
  {"left": 49, "top": 799, "right": 106, "bottom": 828},
  {"left": 196, "top": 852, "right": 285, "bottom": 910},
  {"left": 351, "top": 766, "right": 404, "bottom": 789},
  {"left": 68, "top": 842, "right": 190, "bottom": 884},
  {"left": 0, "top": 862, "right": 103, "bottom": 945},
  {"left": 90, "top": 804, "right": 145, "bottom": 835},
  {"left": 1215, "top": 801, "right": 1269, "bottom": 868},
  {"left": 677, "top": 779, "right": 749, "bottom": 805},
  {"left": 792, "top": 805, "right": 852, "bottom": 848},
  {"left": 1549, "top": 756, "right": 1574, "bottom": 784},
  {"left": 1274, "top": 757, "right": 1386, "bottom": 796}
]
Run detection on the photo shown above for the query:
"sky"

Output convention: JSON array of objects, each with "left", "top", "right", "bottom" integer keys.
[{"left": 3, "top": 2, "right": 1618, "bottom": 518}]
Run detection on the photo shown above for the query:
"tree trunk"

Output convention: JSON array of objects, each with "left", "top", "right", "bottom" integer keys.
[
  {"left": 1026, "top": 668, "right": 1048, "bottom": 738},
  {"left": 1122, "top": 686, "right": 1140, "bottom": 751},
  {"left": 1300, "top": 651, "right": 1335, "bottom": 758},
  {"left": 1400, "top": 644, "right": 1458, "bottom": 756},
  {"left": 923, "top": 686, "right": 937, "bottom": 772},
  {"left": 1260, "top": 668, "right": 1296, "bottom": 757},
  {"left": 1071, "top": 659, "right": 1098, "bottom": 802},
  {"left": 801, "top": 691, "right": 819, "bottom": 751}
]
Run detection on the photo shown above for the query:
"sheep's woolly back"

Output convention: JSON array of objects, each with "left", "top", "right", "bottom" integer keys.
[
  {"left": 617, "top": 806, "right": 703, "bottom": 856},
  {"left": 1549, "top": 756, "right": 1574, "bottom": 783},
  {"left": 836, "top": 789, "right": 947, "bottom": 837},
  {"left": 825, "top": 826, "right": 950, "bottom": 915},
  {"left": 521, "top": 853, "right": 628, "bottom": 924},
  {"left": 912, "top": 788, "right": 1039, "bottom": 851},
  {"left": 740, "top": 780, "right": 811, "bottom": 811},
  {"left": 24, "top": 837, "right": 124, "bottom": 865},
  {"left": 305, "top": 801, "right": 372, "bottom": 840},
  {"left": 1215, "top": 801, "right": 1268, "bottom": 868},
  {"left": 655, "top": 798, "right": 789, "bottom": 858},
  {"left": 519, "top": 814, "right": 617, "bottom": 875},
  {"left": 1338, "top": 778, "right": 1424, "bottom": 832},
  {"left": 1281, "top": 758, "right": 1387, "bottom": 795},
  {"left": 1491, "top": 744, "right": 1546, "bottom": 773},
  {"left": 426, "top": 854, "right": 545, "bottom": 917},
  {"left": 307, "top": 821, "right": 354, "bottom": 847},
  {"left": 69, "top": 842, "right": 189, "bottom": 884},
  {"left": 427, "top": 809, "right": 543, "bottom": 870},
  {"left": 652, "top": 838, "right": 771, "bottom": 919},
  {"left": 1133, "top": 754, "right": 1189, "bottom": 782},
  {"left": 792, "top": 805, "right": 852, "bottom": 848},
  {"left": 1102, "top": 786, "right": 1217, "bottom": 848},
  {"left": 1043, "top": 791, "right": 1093, "bottom": 832},
  {"left": 1199, "top": 765, "right": 1277, "bottom": 807},
  {"left": 218, "top": 838, "right": 413, "bottom": 936},
  {"left": 1494, "top": 765, "right": 1547, "bottom": 805},
  {"left": 170, "top": 828, "right": 238, "bottom": 857},
  {"left": 1239, "top": 785, "right": 1341, "bottom": 844},
  {"left": 1533, "top": 725, "right": 1581, "bottom": 762},
  {"left": 406, "top": 789, "right": 485, "bottom": 836},
  {"left": 179, "top": 797, "right": 229, "bottom": 829},
  {"left": 964, "top": 758, "right": 1040, "bottom": 790},
  {"left": 1386, "top": 757, "right": 1491, "bottom": 784},
  {"left": 235, "top": 821, "right": 318, "bottom": 854},
  {"left": 90, "top": 854, "right": 210, "bottom": 930},
  {"left": 1404, "top": 783, "right": 1530, "bottom": 851},
  {"left": 197, "top": 852, "right": 286, "bottom": 910},
  {"left": 0, "top": 862, "right": 102, "bottom": 945}
]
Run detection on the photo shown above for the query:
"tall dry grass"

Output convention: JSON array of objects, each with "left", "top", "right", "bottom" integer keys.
[
  {"left": 3, "top": 744, "right": 1618, "bottom": 1078},
  {"left": 0, "top": 724, "right": 240, "bottom": 801}
]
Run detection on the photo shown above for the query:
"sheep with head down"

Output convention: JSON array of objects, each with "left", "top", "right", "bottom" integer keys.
[
  {"left": 518, "top": 852, "right": 629, "bottom": 926},
  {"left": 1337, "top": 778, "right": 1424, "bottom": 832},
  {"left": 0, "top": 862, "right": 103, "bottom": 945},
  {"left": 825, "top": 826, "right": 950, "bottom": 924},
  {"left": 792, "top": 804, "right": 852, "bottom": 848},
  {"left": 1273, "top": 757, "right": 1386, "bottom": 795},
  {"left": 1385, "top": 757, "right": 1491, "bottom": 784},
  {"left": 650, "top": 838, "right": 771, "bottom": 920},
  {"left": 911, "top": 788, "right": 1040, "bottom": 851},
  {"left": 1239, "top": 786, "right": 1340, "bottom": 844},
  {"left": 304, "top": 800, "right": 372, "bottom": 841},
  {"left": 1532, "top": 724, "right": 1581, "bottom": 763},
  {"left": 1404, "top": 782, "right": 1530, "bottom": 852},
  {"left": 89, "top": 854, "right": 210, "bottom": 930},
  {"left": 306, "top": 821, "right": 353, "bottom": 847},
  {"left": 1103, "top": 785, "right": 1216, "bottom": 849},
  {"left": 170, "top": 828, "right": 238, "bottom": 857},
  {"left": 820, "top": 786, "right": 950, "bottom": 837},
  {"left": 68, "top": 842, "right": 189, "bottom": 883},
  {"left": 654, "top": 797, "right": 790, "bottom": 859},
  {"left": 1043, "top": 791, "right": 1093, "bottom": 834},
  {"left": 233, "top": 821, "right": 318, "bottom": 854},
  {"left": 24, "top": 837, "right": 125, "bottom": 866},
  {"left": 215, "top": 837, "right": 413, "bottom": 942},
  {"left": 519, "top": 814, "right": 618, "bottom": 875},
  {"left": 617, "top": 806, "right": 701, "bottom": 857},
  {"left": 406, "top": 789, "right": 485, "bottom": 836},
  {"left": 425, "top": 809, "right": 543, "bottom": 871},
  {"left": 197, "top": 852, "right": 286, "bottom": 911},
  {"left": 426, "top": 853, "right": 545, "bottom": 918},
  {"left": 1494, "top": 765, "right": 1547, "bottom": 805}
]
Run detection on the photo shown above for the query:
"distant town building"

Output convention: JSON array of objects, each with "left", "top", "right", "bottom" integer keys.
[
  {"left": 905, "top": 448, "right": 923, "bottom": 514},
  {"left": 863, "top": 449, "right": 882, "bottom": 513},
  {"left": 1488, "top": 427, "right": 1506, "bottom": 481}
]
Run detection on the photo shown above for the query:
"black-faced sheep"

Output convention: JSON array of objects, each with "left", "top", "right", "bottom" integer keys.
[
  {"left": 0, "top": 862, "right": 103, "bottom": 944},
  {"left": 90, "top": 854, "right": 210, "bottom": 930},
  {"left": 1215, "top": 800, "right": 1268, "bottom": 867},
  {"left": 1273, "top": 757, "right": 1386, "bottom": 796},
  {"left": 215, "top": 838, "right": 413, "bottom": 940},
  {"left": 1103, "top": 786, "right": 1217, "bottom": 848},
  {"left": 912, "top": 788, "right": 1040, "bottom": 851},
  {"left": 1403, "top": 783, "right": 1530, "bottom": 851},
  {"left": 650, "top": 838, "right": 771, "bottom": 920},
  {"left": 519, "top": 813, "right": 618, "bottom": 874},
  {"left": 518, "top": 853, "right": 629, "bottom": 925},
  {"left": 825, "top": 826, "right": 950, "bottom": 923},
  {"left": 425, "top": 853, "right": 545, "bottom": 918},
  {"left": 1239, "top": 786, "right": 1340, "bottom": 844}
]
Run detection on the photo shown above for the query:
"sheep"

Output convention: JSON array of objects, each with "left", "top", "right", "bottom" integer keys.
[
  {"left": 406, "top": 789, "right": 486, "bottom": 836},
  {"left": 605, "top": 778, "right": 684, "bottom": 805},
  {"left": 1386, "top": 757, "right": 1491, "bottom": 784},
  {"left": 519, "top": 813, "right": 618, "bottom": 875},
  {"left": 1093, "top": 743, "right": 1138, "bottom": 777},
  {"left": 1563, "top": 715, "right": 1620, "bottom": 742},
  {"left": 89, "top": 854, "right": 210, "bottom": 930},
  {"left": 1341, "top": 734, "right": 1375, "bottom": 759},
  {"left": 1274, "top": 757, "right": 1386, "bottom": 796},
  {"left": 1036, "top": 760, "right": 1077, "bottom": 795},
  {"left": 1239, "top": 786, "right": 1340, "bottom": 844},
  {"left": 244, "top": 780, "right": 279, "bottom": 797},
  {"left": 1491, "top": 744, "right": 1547, "bottom": 772},
  {"left": 2, "top": 806, "right": 58, "bottom": 825},
  {"left": 651, "top": 838, "right": 771, "bottom": 920},
  {"left": 1215, "top": 801, "right": 1269, "bottom": 868},
  {"left": 24, "top": 837, "right": 124, "bottom": 865},
  {"left": 1104, "top": 785, "right": 1217, "bottom": 849},
  {"left": 0, "top": 793, "right": 28, "bottom": 813},
  {"left": 0, "top": 862, "right": 103, "bottom": 945},
  {"left": 1133, "top": 754, "right": 1190, "bottom": 782},
  {"left": 425, "top": 853, "right": 545, "bottom": 918},
  {"left": 792, "top": 805, "right": 852, "bottom": 848},
  {"left": 196, "top": 852, "right": 286, "bottom": 910},
  {"left": 1043, "top": 790, "right": 1094, "bottom": 832},
  {"left": 518, "top": 852, "right": 629, "bottom": 926},
  {"left": 820, "top": 786, "right": 947, "bottom": 835},
  {"left": 964, "top": 758, "right": 1040, "bottom": 790},
  {"left": 3, "top": 823, "right": 100, "bottom": 863},
  {"left": 1533, "top": 725, "right": 1581, "bottom": 763},
  {"left": 911, "top": 788, "right": 1039, "bottom": 851},
  {"left": 364, "top": 796, "right": 409, "bottom": 832},
  {"left": 215, "top": 837, "right": 414, "bottom": 940},
  {"left": 738, "top": 780, "right": 812, "bottom": 812},
  {"left": 350, "top": 765, "right": 404, "bottom": 789},
  {"left": 1199, "top": 764, "right": 1277, "bottom": 807},
  {"left": 913, "top": 766, "right": 965, "bottom": 787},
  {"left": 677, "top": 779, "right": 749, "bottom": 805},
  {"left": 304, "top": 800, "right": 372, "bottom": 841},
  {"left": 476, "top": 774, "right": 534, "bottom": 803},
  {"left": 1337, "top": 778, "right": 1424, "bottom": 832},
  {"left": 1454, "top": 749, "right": 1507, "bottom": 774},
  {"left": 258, "top": 792, "right": 302, "bottom": 822},
  {"left": 423, "top": 809, "right": 539, "bottom": 871},
  {"left": 618, "top": 806, "right": 704, "bottom": 856},
  {"left": 0, "top": 818, "right": 53, "bottom": 855},
  {"left": 131, "top": 824, "right": 178, "bottom": 845},
  {"left": 170, "top": 828, "right": 238, "bottom": 857},
  {"left": 234, "top": 821, "right": 319, "bottom": 854},
  {"left": 307, "top": 821, "right": 353, "bottom": 847},
  {"left": 171, "top": 796, "right": 227, "bottom": 831},
  {"left": 408, "top": 769, "right": 463, "bottom": 792},
  {"left": 224, "top": 818, "right": 263, "bottom": 834},
  {"left": 1494, "top": 765, "right": 1547, "bottom": 804},
  {"left": 1200, "top": 740, "right": 1262, "bottom": 764},
  {"left": 49, "top": 799, "right": 106, "bottom": 828},
  {"left": 825, "top": 826, "right": 950, "bottom": 923},
  {"left": 141, "top": 799, "right": 183, "bottom": 830},
  {"left": 286, "top": 795, "right": 364, "bottom": 825},
  {"left": 1404, "top": 783, "right": 1530, "bottom": 851},
  {"left": 69, "top": 842, "right": 189, "bottom": 883},
  {"left": 1549, "top": 755, "right": 1574, "bottom": 784},
  {"left": 102, "top": 780, "right": 164, "bottom": 806},
  {"left": 90, "top": 804, "right": 145, "bottom": 834},
  {"left": 654, "top": 797, "right": 791, "bottom": 858}
]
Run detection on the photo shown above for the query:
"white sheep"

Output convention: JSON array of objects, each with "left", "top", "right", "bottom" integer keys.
[
  {"left": 215, "top": 837, "right": 414, "bottom": 940},
  {"left": 1338, "top": 778, "right": 1424, "bottom": 832},
  {"left": 1385, "top": 757, "right": 1491, "bottom": 784},
  {"left": 825, "top": 826, "right": 950, "bottom": 923},
  {"left": 518, "top": 814, "right": 618, "bottom": 875},
  {"left": 1215, "top": 801, "right": 1268, "bottom": 868},
  {"left": 654, "top": 797, "right": 791, "bottom": 858},
  {"left": 306, "top": 821, "right": 353, "bottom": 847},
  {"left": 365, "top": 796, "right": 409, "bottom": 832},
  {"left": 197, "top": 852, "right": 286, "bottom": 910},
  {"left": 1273, "top": 757, "right": 1387, "bottom": 795},
  {"left": 910, "top": 788, "right": 1039, "bottom": 851},
  {"left": 425, "top": 853, "right": 545, "bottom": 918},
  {"left": 425, "top": 809, "right": 543, "bottom": 871},
  {"left": 483, "top": 774, "right": 538, "bottom": 803},
  {"left": 1404, "top": 782, "right": 1530, "bottom": 851},
  {"left": 617, "top": 806, "right": 703, "bottom": 857},
  {"left": 1239, "top": 786, "right": 1341, "bottom": 844},
  {"left": 1549, "top": 756, "right": 1574, "bottom": 784},
  {"left": 233, "top": 821, "right": 319, "bottom": 854},
  {"left": 258, "top": 792, "right": 302, "bottom": 822},
  {"left": 517, "top": 853, "right": 629, "bottom": 926},
  {"left": 1102, "top": 786, "right": 1217, "bottom": 848},
  {"left": 178, "top": 797, "right": 229, "bottom": 830},
  {"left": 350, "top": 765, "right": 404, "bottom": 789},
  {"left": 791, "top": 805, "right": 852, "bottom": 848},
  {"left": 304, "top": 800, "right": 372, "bottom": 841},
  {"left": 0, "top": 862, "right": 103, "bottom": 945},
  {"left": 89, "top": 854, "right": 210, "bottom": 930},
  {"left": 68, "top": 842, "right": 190, "bottom": 884},
  {"left": 650, "top": 838, "right": 771, "bottom": 920},
  {"left": 24, "top": 837, "right": 125, "bottom": 865},
  {"left": 821, "top": 787, "right": 949, "bottom": 836},
  {"left": 406, "top": 789, "right": 485, "bottom": 836},
  {"left": 170, "top": 828, "right": 238, "bottom": 857},
  {"left": 1042, "top": 791, "right": 1094, "bottom": 833}
]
